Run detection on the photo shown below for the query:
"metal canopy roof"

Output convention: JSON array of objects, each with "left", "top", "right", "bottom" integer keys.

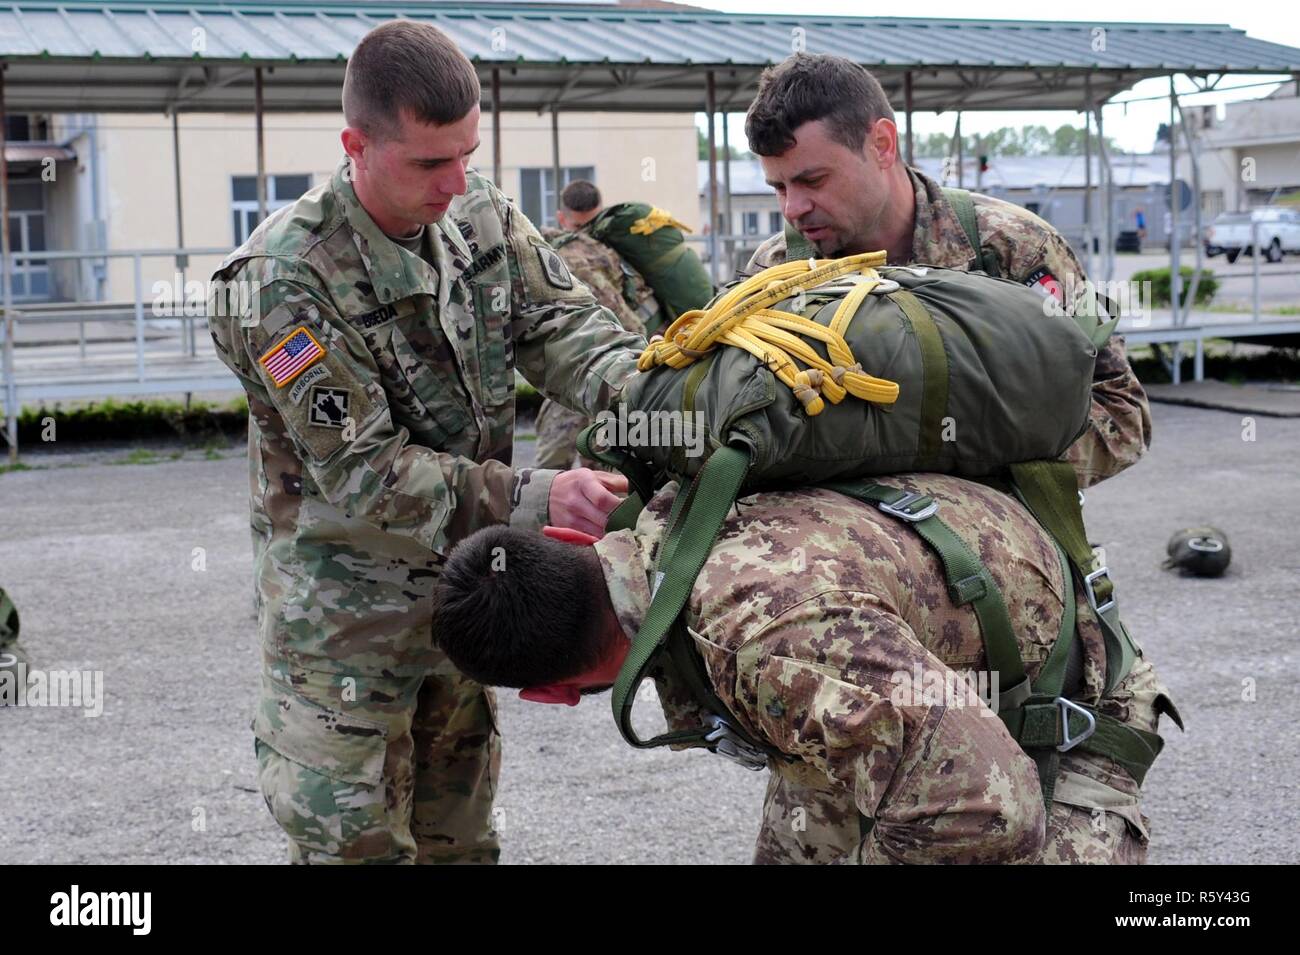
[{"left": 2, "top": 1, "right": 1299, "bottom": 113}]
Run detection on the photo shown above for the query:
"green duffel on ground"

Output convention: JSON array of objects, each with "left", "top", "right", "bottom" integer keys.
[{"left": 616, "top": 261, "right": 1105, "bottom": 487}]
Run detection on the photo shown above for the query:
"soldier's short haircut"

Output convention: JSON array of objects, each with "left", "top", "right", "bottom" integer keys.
[
  {"left": 434, "top": 526, "right": 608, "bottom": 688},
  {"left": 343, "top": 21, "right": 481, "bottom": 141},
  {"left": 745, "top": 53, "right": 895, "bottom": 157},
  {"left": 560, "top": 180, "right": 602, "bottom": 213}
]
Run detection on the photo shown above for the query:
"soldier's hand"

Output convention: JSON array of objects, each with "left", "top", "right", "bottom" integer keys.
[{"left": 548, "top": 469, "right": 628, "bottom": 539}]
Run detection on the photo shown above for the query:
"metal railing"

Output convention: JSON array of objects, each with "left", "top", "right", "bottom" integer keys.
[{"left": 2, "top": 246, "right": 239, "bottom": 460}]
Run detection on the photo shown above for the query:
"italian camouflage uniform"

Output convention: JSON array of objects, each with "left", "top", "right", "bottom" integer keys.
[
  {"left": 208, "top": 158, "right": 643, "bottom": 864},
  {"left": 534, "top": 228, "right": 654, "bottom": 470},
  {"left": 745, "top": 168, "right": 1153, "bottom": 490},
  {"left": 741, "top": 173, "right": 1170, "bottom": 861},
  {"left": 594, "top": 476, "right": 1178, "bottom": 864}
]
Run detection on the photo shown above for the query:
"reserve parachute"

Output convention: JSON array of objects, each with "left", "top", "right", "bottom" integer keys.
[{"left": 587, "top": 202, "right": 714, "bottom": 327}]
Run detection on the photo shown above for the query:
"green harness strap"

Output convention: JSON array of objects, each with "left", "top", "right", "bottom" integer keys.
[
  {"left": 1008, "top": 459, "right": 1140, "bottom": 698},
  {"left": 608, "top": 445, "right": 776, "bottom": 767},
  {"left": 941, "top": 187, "right": 1004, "bottom": 278},
  {"left": 821, "top": 478, "right": 1167, "bottom": 807}
]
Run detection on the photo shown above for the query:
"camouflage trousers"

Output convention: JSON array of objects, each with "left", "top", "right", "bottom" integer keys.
[
  {"left": 253, "top": 652, "right": 501, "bottom": 864},
  {"left": 753, "top": 655, "right": 1170, "bottom": 865},
  {"left": 533, "top": 398, "right": 590, "bottom": 471}
]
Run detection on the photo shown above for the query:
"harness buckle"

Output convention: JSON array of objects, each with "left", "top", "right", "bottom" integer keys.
[
  {"left": 703, "top": 714, "right": 769, "bottom": 771},
  {"left": 1083, "top": 565, "right": 1116, "bottom": 615},
  {"left": 1056, "top": 698, "right": 1097, "bottom": 752},
  {"left": 877, "top": 491, "right": 938, "bottom": 523}
]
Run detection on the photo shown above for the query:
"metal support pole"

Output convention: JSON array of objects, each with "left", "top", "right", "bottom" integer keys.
[
  {"left": 1169, "top": 76, "right": 1180, "bottom": 328},
  {"left": 1194, "top": 337, "right": 1204, "bottom": 382},
  {"left": 550, "top": 107, "right": 561, "bottom": 225},
  {"left": 1094, "top": 102, "right": 1115, "bottom": 285},
  {"left": 1083, "top": 77, "right": 1094, "bottom": 279},
  {"left": 1252, "top": 219, "right": 1261, "bottom": 321},
  {"left": 955, "top": 112, "right": 963, "bottom": 188},
  {"left": 706, "top": 71, "right": 719, "bottom": 284},
  {"left": 491, "top": 69, "right": 502, "bottom": 189},
  {"left": 255, "top": 67, "right": 268, "bottom": 223},
  {"left": 0, "top": 66, "right": 16, "bottom": 462},
  {"left": 903, "top": 71, "right": 914, "bottom": 166},
  {"left": 1176, "top": 98, "right": 1206, "bottom": 326},
  {"left": 172, "top": 109, "right": 194, "bottom": 360},
  {"left": 722, "top": 111, "right": 733, "bottom": 272},
  {"left": 134, "top": 253, "right": 145, "bottom": 383}
]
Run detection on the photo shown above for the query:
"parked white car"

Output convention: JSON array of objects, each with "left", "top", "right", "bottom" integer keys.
[{"left": 1205, "top": 207, "right": 1300, "bottom": 264}]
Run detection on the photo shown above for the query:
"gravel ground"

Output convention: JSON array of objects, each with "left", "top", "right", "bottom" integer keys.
[{"left": 1, "top": 402, "right": 1296, "bottom": 864}]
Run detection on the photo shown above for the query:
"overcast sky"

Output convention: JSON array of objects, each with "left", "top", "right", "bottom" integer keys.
[{"left": 693, "top": 1, "right": 1299, "bottom": 155}]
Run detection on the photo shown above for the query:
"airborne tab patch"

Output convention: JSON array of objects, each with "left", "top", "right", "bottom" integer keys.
[{"left": 260, "top": 327, "right": 325, "bottom": 388}]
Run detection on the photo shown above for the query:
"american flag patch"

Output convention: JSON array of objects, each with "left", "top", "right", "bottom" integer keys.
[{"left": 260, "top": 327, "right": 325, "bottom": 387}]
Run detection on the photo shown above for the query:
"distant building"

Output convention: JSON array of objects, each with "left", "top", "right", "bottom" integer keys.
[
  {"left": 1176, "top": 85, "right": 1300, "bottom": 216},
  {"left": 700, "top": 153, "right": 1173, "bottom": 269}
]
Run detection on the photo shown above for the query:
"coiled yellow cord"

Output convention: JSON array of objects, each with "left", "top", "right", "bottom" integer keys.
[{"left": 637, "top": 251, "right": 901, "bottom": 415}]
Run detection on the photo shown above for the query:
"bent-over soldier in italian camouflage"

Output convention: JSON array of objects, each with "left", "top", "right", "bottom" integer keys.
[
  {"left": 533, "top": 227, "right": 652, "bottom": 470},
  {"left": 434, "top": 475, "right": 1179, "bottom": 864},
  {"left": 208, "top": 22, "right": 642, "bottom": 864},
  {"left": 722, "top": 54, "right": 1173, "bottom": 863}
]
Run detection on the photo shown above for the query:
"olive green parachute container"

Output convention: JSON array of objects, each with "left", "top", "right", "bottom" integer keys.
[
  {"left": 613, "top": 262, "right": 1112, "bottom": 487},
  {"left": 588, "top": 202, "right": 714, "bottom": 328}
]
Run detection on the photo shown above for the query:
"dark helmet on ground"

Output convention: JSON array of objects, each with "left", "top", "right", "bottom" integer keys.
[{"left": 1164, "top": 526, "right": 1231, "bottom": 577}]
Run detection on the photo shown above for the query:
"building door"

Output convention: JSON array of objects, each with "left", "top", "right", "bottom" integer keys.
[{"left": 6, "top": 177, "right": 50, "bottom": 301}]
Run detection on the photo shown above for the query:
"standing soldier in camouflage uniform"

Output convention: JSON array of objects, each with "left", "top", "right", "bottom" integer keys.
[
  {"left": 533, "top": 181, "right": 659, "bottom": 470},
  {"left": 735, "top": 53, "right": 1164, "bottom": 862},
  {"left": 207, "top": 22, "right": 643, "bottom": 864},
  {"left": 743, "top": 53, "right": 1151, "bottom": 490}
]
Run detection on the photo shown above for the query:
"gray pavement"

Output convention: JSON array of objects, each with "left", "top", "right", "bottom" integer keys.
[{"left": 1, "top": 402, "right": 1297, "bottom": 864}]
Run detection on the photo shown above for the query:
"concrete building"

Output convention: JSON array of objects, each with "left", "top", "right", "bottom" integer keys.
[
  {"left": 1176, "top": 85, "right": 1300, "bottom": 218},
  {"left": 8, "top": 106, "right": 699, "bottom": 306}
]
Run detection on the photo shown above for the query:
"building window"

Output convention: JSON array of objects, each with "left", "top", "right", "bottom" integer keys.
[
  {"left": 7, "top": 177, "right": 49, "bottom": 301},
  {"left": 4, "top": 115, "right": 49, "bottom": 142},
  {"left": 231, "top": 174, "right": 311, "bottom": 244},
  {"left": 743, "top": 211, "right": 759, "bottom": 235},
  {"left": 519, "top": 166, "right": 596, "bottom": 228},
  {"left": 769, "top": 211, "right": 784, "bottom": 234}
]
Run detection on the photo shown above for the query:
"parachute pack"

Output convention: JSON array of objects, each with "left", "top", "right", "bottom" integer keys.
[{"left": 587, "top": 202, "right": 715, "bottom": 331}]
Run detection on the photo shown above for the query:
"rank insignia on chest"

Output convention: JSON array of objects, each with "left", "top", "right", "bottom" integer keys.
[
  {"left": 260, "top": 326, "right": 325, "bottom": 387},
  {"left": 535, "top": 245, "right": 574, "bottom": 289}
]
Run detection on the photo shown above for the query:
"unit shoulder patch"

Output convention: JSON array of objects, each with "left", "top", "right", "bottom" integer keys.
[
  {"left": 307, "top": 386, "right": 351, "bottom": 429},
  {"left": 535, "top": 244, "right": 575, "bottom": 290},
  {"left": 1023, "top": 266, "right": 1064, "bottom": 304}
]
